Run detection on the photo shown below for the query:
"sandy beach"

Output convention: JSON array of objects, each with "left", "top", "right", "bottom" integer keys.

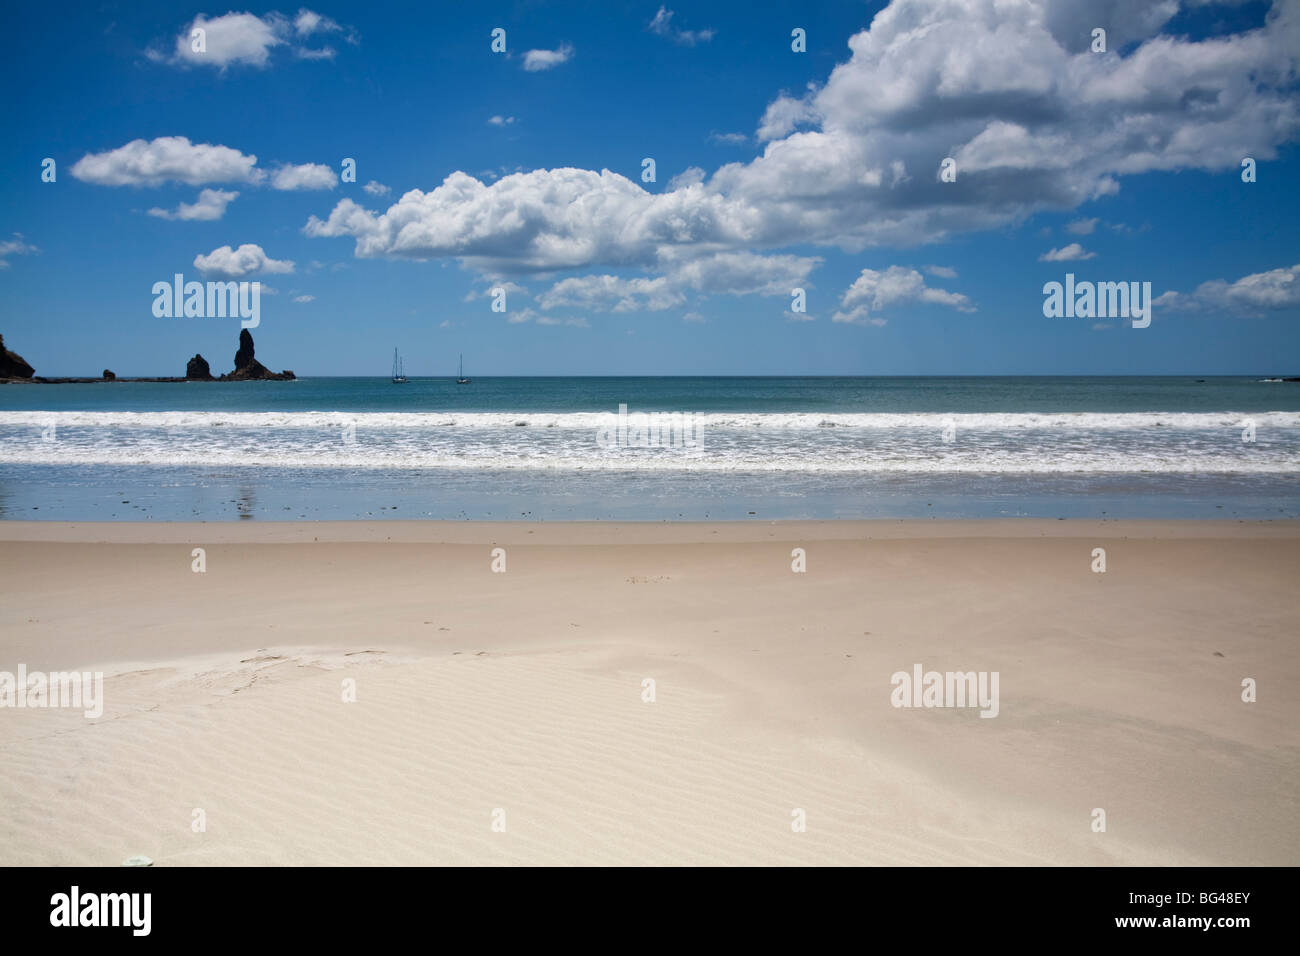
[{"left": 2, "top": 518, "right": 1296, "bottom": 866}]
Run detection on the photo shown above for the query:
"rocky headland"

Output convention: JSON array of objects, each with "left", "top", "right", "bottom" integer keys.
[{"left": 0, "top": 331, "right": 296, "bottom": 383}]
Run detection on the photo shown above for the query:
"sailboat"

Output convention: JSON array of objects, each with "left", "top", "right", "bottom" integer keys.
[
  {"left": 456, "top": 353, "right": 470, "bottom": 385},
  {"left": 391, "top": 348, "right": 408, "bottom": 384}
]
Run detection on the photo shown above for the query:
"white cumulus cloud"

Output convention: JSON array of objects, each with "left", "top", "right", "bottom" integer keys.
[
  {"left": 157, "top": 9, "right": 355, "bottom": 68},
  {"left": 833, "top": 266, "right": 974, "bottom": 325},
  {"left": 536, "top": 252, "right": 821, "bottom": 313},
  {"left": 271, "top": 163, "right": 337, "bottom": 190},
  {"left": 171, "top": 12, "right": 285, "bottom": 67},
  {"left": 71, "top": 137, "right": 261, "bottom": 187},
  {"left": 1155, "top": 263, "right": 1300, "bottom": 315},
  {"left": 193, "top": 243, "right": 295, "bottom": 279},
  {"left": 301, "top": 0, "right": 1300, "bottom": 309},
  {"left": 538, "top": 276, "right": 684, "bottom": 313}
]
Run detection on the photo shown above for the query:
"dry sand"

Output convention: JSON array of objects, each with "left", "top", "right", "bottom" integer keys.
[{"left": 1, "top": 519, "right": 1296, "bottom": 866}]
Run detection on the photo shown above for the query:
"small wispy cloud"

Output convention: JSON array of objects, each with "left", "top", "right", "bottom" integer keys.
[
  {"left": 465, "top": 281, "right": 528, "bottom": 303},
  {"left": 0, "top": 233, "right": 38, "bottom": 269},
  {"left": 147, "top": 188, "right": 239, "bottom": 221},
  {"left": 522, "top": 44, "right": 573, "bottom": 72},
  {"left": 1039, "top": 243, "right": 1096, "bottom": 262},
  {"left": 649, "top": 7, "right": 715, "bottom": 46},
  {"left": 708, "top": 131, "right": 747, "bottom": 146},
  {"left": 293, "top": 9, "right": 342, "bottom": 37},
  {"left": 507, "top": 307, "right": 587, "bottom": 327}
]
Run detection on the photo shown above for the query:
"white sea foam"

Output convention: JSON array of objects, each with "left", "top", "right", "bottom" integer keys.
[
  {"left": 1, "top": 410, "right": 1299, "bottom": 430},
  {"left": 2, "top": 410, "right": 1297, "bottom": 473}
]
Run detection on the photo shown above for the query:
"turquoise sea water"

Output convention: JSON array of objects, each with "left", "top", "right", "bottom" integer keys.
[
  {"left": 4, "top": 375, "right": 1300, "bottom": 414},
  {"left": 1, "top": 376, "right": 1297, "bottom": 520}
]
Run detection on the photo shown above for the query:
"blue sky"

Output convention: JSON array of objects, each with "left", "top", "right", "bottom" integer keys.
[{"left": 2, "top": 0, "right": 1298, "bottom": 376}]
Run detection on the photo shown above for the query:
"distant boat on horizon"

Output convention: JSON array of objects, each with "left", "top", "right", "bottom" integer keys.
[
  {"left": 457, "top": 353, "right": 470, "bottom": 385},
  {"left": 391, "top": 348, "right": 407, "bottom": 384}
]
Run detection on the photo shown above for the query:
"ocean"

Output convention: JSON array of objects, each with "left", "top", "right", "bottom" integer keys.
[{"left": 1, "top": 376, "right": 1298, "bottom": 520}]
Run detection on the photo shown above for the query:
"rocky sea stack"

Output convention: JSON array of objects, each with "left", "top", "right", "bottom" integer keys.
[
  {"left": 0, "top": 333, "right": 36, "bottom": 380},
  {"left": 186, "top": 354, "right": 214, "bottom": 381},
  {"left": 221, "top": 329, "right": 295, "bottom": 381}
]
